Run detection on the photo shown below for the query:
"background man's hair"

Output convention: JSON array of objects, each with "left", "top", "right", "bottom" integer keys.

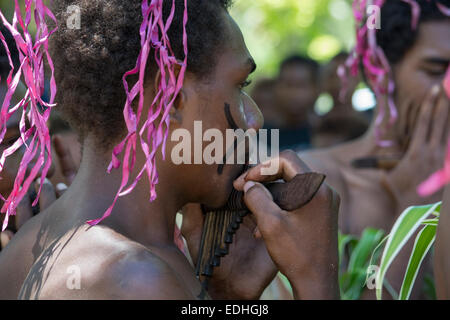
[
  {"left": 50, "top": 0, "right": 232, "bottom": 148},
  {"left": 279, "top": 54, "right": 320, "bottom": 82},
  {"left": 377, "top": 0, "right": 450, "bottom": 65}
]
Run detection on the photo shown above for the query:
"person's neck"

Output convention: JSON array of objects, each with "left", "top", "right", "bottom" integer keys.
[{"left": 64, "top": 136, "right": 186, "bottom": 248}]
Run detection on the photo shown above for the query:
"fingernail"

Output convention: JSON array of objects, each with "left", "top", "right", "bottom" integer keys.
[
  {"left": 243, "top": 181, "right": 255, "bottom": 193},
  {"left": 56, "top": 183, "right": 68, "bottom": 191}
]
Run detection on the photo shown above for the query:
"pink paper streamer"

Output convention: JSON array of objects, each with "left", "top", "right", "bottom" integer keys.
[
  {"left": 436, "top": 1, "right": 450, "bottom": 16},
  {"left": 340, "top": 0, "right": 426, "bottom": 147},
  {"left": 340, "top": 0, "right": 398, "bottom": 147},
  {"left": 0, "top": 0, "right": 57, "bottom": 231},
  {"left": 402, "top": 0, "right": 421, "bottom": 29},
  {"left": 87, "top": 0, "right": 189, "bottom": 226},
  {"left": 445, "top": 66, "right": 450, "bottom": 99}
]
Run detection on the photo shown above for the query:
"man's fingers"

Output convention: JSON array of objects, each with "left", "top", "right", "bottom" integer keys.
[
  {"left": 398, "top": 98, "right": 413, "bottom": 145},
  {"left": 234, "top": 151, "right": 310, "bottom": 190},
  {"left": 430, "top": 92, "right": 450, "bottom": 148},
  {"left": 243, "top": 181, "right": 283, "bottom": 235},
  {"left": 53, "top": 135, "right": 77, "bottom": 185},
  {"left": 36, "top": 178, "right": 57, "bottom": 211},
  {"left": 410, "top": 85, "right": 440, "bottom": 150},
  {"left": 16, "top": 189, "right": 33, "bottom": 230}
]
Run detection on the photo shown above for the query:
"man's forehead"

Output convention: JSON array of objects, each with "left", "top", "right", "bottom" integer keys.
[
  {"left": 217, "top": 14, "right": 255, "bottom": 73},
  {"left": 415, "top": 21, "right": 450, "bottom": 59}
]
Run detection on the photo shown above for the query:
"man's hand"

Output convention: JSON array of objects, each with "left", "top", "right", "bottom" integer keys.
[
  {"left": 234, "top": 150, "right": 340, "bottom": 299},
  {"left": 182, "top": 151, "right": 340, "bottom": 300},
  {"left": 383, "top": 85, "right": 450, "bottom": 213},
  {"left": 181, "top": 203, "right": 277, "bottom": 300}
]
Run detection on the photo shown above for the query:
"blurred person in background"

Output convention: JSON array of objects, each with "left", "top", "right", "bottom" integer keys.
[
  {"left": 312, "top": 117, "right": 368, "bottom": 149},
  {"left": 312, "top": 52, "right": 370, "bottom": 148},
  {"left": 250, "top": 78, "right": 283, "bottom": 129},
  {"left": 301, "top": 0, "right": 450, "bottom": 299},
  {"left": 270, "top": 55, "right": 320, "bottom": 150}
]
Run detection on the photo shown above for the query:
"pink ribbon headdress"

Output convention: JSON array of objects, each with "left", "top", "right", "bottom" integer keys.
[
  {"left": 0, "top": 0, "right": 57, "bottom": 231},
  {"left": 0, "top": 0, "right": 189, "bottom": 230},
  {"left": 87, "top": 0, "right": 188, "bottom": 226},
  {"left": 340, "top": 0, "right": 400, "bottom": 147},
  {"left": 340, "top": 0, "right": 449, "bottom": 146},
  {"left": 340, "top": 0, "right": 450, "bottom": 196}
]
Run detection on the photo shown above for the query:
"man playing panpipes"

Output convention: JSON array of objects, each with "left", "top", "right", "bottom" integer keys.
[{"left": 0, "top": 1, "right": 340, "bottom": 299}]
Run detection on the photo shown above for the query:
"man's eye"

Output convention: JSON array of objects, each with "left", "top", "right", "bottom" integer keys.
[
  {"left": 424, "top": 66, "right": 447, "bottom": 77},
  {"left": 427, "top": 70, "right": 446, "bottom": 76}
]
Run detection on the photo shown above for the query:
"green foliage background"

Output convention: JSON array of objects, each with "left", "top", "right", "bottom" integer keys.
[
  {"left": 0, "top": 0, "right": 356, "bottom": 78},
  {"left": 230, "top": 0, "right": 356, "bottom": 78}
]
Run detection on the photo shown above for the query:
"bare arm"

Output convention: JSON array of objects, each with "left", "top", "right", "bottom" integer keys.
[{"left": 90, "top": 249, "right": 196, "bottom": 300}]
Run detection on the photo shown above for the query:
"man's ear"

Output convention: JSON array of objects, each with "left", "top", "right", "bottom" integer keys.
[
  {"left": 153, "top": 67, "right": 186, "bottom": 125},
  {"left": 170, "top": 88, "right": 186, "bottom": 124}
]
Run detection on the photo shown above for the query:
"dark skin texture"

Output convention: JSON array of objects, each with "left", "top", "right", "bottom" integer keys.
[
  {"left": 301, "top": 21, "right": 450, "bottom": 299},
  {"left": 182, "top": 151, "right": 340, "bottom": 300},
  {"left": 274, "top": 64, "right": 319, "bottom": 128},
  {"left": 0, "top": 12, "right": 339, "bottom": 299}
]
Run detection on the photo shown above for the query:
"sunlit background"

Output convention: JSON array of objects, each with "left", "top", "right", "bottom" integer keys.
[
  {"left": 231, "top": 0, "right": 375, "bottom": 112},
  {"left": 231, "top": 0, "right": 356, "bottom": 76},
  {"left": 0, "top": 0, "right": 376, "bottom": 112}
]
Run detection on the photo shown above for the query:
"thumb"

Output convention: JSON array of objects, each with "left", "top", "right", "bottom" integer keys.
[{"left": 243, "top": 181, "right": 283, "bottom": 231}]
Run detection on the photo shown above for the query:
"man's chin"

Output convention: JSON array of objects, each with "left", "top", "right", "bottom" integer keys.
[{"left": 203, "top": 164, "right": 246, "bottom": 209}]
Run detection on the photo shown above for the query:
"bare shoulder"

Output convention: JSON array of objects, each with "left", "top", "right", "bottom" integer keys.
[
  {"left": 299, "top": 147, "right": 347, "bottom": 193},
  {"left": 21, "top": 226, "right": 194, "bottom": 300},
  {"left": 95, "top": 247, "right": 194, "bottom": 300}
]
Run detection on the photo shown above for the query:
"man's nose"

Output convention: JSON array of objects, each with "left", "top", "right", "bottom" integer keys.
[{"left": 242, "top": 91, "right": 264, "bottom": 131}]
